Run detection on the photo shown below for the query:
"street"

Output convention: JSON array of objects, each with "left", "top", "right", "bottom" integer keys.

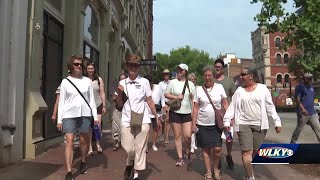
[{"left": 0, "top": 113, "right": 319, "bottom": 180}]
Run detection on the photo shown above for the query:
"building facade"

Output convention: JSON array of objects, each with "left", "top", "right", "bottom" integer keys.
[
  {"left": 251, "top": 26, "right": 298, "bottom": 106},
  {"left": 0, "top": 0, "right": 153, "bottom": 167}
]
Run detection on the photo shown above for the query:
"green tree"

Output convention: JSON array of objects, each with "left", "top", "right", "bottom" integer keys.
[
  {"left": 153, "top": 45, "right": 215, "bottom": 84},
  {"left": 251, "top": 0, "right": 320, "bottom": 77}
]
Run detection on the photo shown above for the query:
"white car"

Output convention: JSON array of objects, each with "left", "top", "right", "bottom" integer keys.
[{"left": 314, "top": 102, "right": 320, "bottom": 115}]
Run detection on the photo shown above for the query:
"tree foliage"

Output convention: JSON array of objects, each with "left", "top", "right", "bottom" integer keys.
[
  {"left": 251, "top": 0, "right": 320, "bottom": 77},
  {"left": 152, "top": 45, "right": 215, "bottom": 85}
]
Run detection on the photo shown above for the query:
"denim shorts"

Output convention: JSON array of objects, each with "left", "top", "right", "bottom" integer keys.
[{"left": 62, "top": 117, "right": 92, "bottom": 134}]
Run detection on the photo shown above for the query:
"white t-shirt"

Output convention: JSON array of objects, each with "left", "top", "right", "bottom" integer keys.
[
  {"left": 193, "top": 84, "right": 227, "bottom": 126},
  {"left": 119, "top": 76, "right": 152, "bottom": 127},
  {"left": 165, "top": 79, "right": 195, "bottom": 114},
  {"left": 57, "top": 76, "right": 98, "bottom": 123},
  {"left": 159, "top": 80, "right": 170, "bottom": 102},
  {"left": 147, "top": 84, "right": 165, "bottom": 118}
]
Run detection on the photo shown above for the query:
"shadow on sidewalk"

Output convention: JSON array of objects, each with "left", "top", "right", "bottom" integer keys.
[{"left": 0, "top": 161, "right": 62, "bottom": 179}]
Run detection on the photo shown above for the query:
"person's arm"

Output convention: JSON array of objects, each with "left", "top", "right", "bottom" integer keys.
[
  {"left": 57, "top": 81, "right": 65, "bottom": 131},
  {"left": 223, "top": 90, "right": 237, "bottom": 130},
  {"left": 264, "top": 86, "right": 282, "bottom": 133},
  {"left": 221, "top": 98, "right": 228, "bottom": 111},
  {"left": 51, "top": 94, "right": 60, "bottom": 122},
  {"left": 295, "top": 87, "right": 308, "bottom": 116},
  {"left": 112, "top": 92, "right": 118, "bottom": 102},
  {"left": 89, "top": 81, "right": 98, "bottom": 122},
  {"left": 164, "top": 80, "right": 183, "bottom": 100},
  {"left": 192, "top": 88, "right": 199, "bottom": 132},
  {"left": 145, "top": 81, "right": 162, "bottom": 130},
  {"left": 99, "top": 77, "right": 107, "bottom": 115}
]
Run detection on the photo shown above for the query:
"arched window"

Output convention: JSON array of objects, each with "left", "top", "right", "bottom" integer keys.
[
  {"left": 285, "top": 74, "right": 290, "bottom": 83},
  {"left": 284, "top": 54, "right": 289, "bottom": 64},
  {"left": 277, "top": 74, "right": 282, "bottom": 83},
  {"left": 275, "top": 37, "right": 281, "bottom": 48},
  {"left": 276, "top": 54, "right": 281, "bottom": 64}
]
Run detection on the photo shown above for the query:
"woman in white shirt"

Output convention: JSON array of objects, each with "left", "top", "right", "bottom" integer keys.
[
  {"left": 145, "top": 74, "right": 166, "bottom": 151},
  {"left": 86, "top": 62, "right": 107, "bottom": 154},
  {"left": 57, "top": 55, "right": 98, "bottom": 180},
  {"left": 116, "top": 54, "right": 161, "bottom": 180},
  {"left": 165, "top": 63, "right": 195, "bottom": 167},
  {"left": 192, "top": 65, "right": 228, "bottom": 180},
  {"left": 223, "top": 67, "right": 282, "bottom": 180}
]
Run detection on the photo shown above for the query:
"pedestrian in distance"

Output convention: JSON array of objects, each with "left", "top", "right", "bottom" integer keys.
[
  {"left": 158, "top": 69, "right": 171, "bottom": 144},
  {"left": 290, "top": 73, "right": 320, "bottom": 143},
  {"left": 188, "top": 73, "right": 198, "bottom": 154},
  {"left": 164, "top": 63, "right": 195, "bottom": 167},
  {"left": 86, "top": 61, "right": 107, "bottom": 154},
  {"left": 213, "top": 58, "right": 236, "bottom": 169},
  {"left": 111, "top": 73, "right": 127, "bottom": 151},
  {"left": 192, "top": 65, "right": 228, "bottom": 180},
  {"left": 57, "top": 55, "right": 98, "bottom": 180},
  {"left": 223, "top": 66, "right": 282, "bottom": 180},
  {"left": 145, "top": 74, "right": 166, "bottom": 151},
  {"left": 116, "top": 54, "right": 161, "bottom": 180}
]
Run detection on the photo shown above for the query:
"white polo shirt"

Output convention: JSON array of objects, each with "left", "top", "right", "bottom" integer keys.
[{"left": 119, "top": 76, "right": 152, "bottom": 127}]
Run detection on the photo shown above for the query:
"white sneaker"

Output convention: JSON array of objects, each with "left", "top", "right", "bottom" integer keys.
[
  {"left": 152, "top": 144, "right": 158, "bottom": 151},
  {"left": 190, "top": 148, "right": 195, "bottom": 154}
]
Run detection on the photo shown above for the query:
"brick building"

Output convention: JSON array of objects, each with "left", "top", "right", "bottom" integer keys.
[{"left": 251, "top": 26, "right": 299, "bottom": 106}]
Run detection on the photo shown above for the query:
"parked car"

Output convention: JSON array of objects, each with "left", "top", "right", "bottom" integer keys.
[{"left": 314, "top": 102, "right": 320, "bottom": 116}]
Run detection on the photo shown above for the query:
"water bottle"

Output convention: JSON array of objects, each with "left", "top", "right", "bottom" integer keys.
[
  {"left": 93, "top": 124, "right": 101, "bottom": 141},
  {"left": 226, "top": 131, "right": 232, "bottom": 142}
]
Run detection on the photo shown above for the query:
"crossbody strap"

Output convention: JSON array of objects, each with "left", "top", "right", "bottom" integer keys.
[
  {"left": 202, "top": 85, "right": 217, "bottom": 111},
  {"left": 66, "top": 78, "right": 93, "bottom": 116}
]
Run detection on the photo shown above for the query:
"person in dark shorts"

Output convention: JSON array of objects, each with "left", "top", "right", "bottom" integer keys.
[
  {"left": 164, "top": 64, "right": 195, "bottom": 167},
  {"left": 192, "top": 65, "right": 229, "bottom": 180}
]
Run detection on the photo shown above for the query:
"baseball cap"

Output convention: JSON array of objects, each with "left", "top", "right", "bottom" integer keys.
[
  {"left": 177, "top": 64, "right": 188, "bottom": 71},
  {"left": 304, "top": 72, "right": 313, "bottom": 78}
]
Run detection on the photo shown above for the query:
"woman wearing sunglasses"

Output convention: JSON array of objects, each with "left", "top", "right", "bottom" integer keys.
[
  {"left": 57, "top": 55, "right": 98, "bottom": 180},
  {"left": 223, "top": 66, "right": 282, "bottom": 180}
]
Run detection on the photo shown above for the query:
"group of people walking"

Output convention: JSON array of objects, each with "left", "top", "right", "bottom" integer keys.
[{"left": 54, "top": 53, "right": 306, "bottom": 180}]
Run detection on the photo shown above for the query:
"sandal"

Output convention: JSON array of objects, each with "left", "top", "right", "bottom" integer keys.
[
  {"left": 204, "top": 173, "right": 212, "bottom": 180},
  {"left": 97, "top": 145, "right": 103, "bottom": 153},
  {"left": 175, "top": 158, "right": 184, "bottom": 167}
]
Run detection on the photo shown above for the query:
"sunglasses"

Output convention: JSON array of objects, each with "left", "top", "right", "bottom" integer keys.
[
  {"left": 127, "top": 63, "right": 140, "bottom": 67},
  {"left": 240, "top": 72, "right": 250, "bottom": 77},
  {"left": 73, "top": 63, "right": 83, "bottom": 67},
  {"left": 215, "top": 66, "right": 223, "bottom": 69}
]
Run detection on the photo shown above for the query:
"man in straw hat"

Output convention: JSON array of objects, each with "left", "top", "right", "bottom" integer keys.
[{"left": 159, "top": 69, "right": 171, "bottom": 143}]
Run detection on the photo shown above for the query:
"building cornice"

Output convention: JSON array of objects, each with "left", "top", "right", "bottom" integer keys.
[{"left": 122, "top": 28, "right": 137, "bottom": 52}]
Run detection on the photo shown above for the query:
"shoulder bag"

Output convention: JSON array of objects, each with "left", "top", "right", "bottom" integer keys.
[
  {"left": 202, "top": 85, "right": 225, "bottom": 130},
  {"left": 166, "top": 80, "right": 189, "bottom": 111},
  {"left": 66, "top": 78, "right": 101, "bottom": 140},
  {"left": 125, "top": 80, "right": 145, "bottom": 128}
]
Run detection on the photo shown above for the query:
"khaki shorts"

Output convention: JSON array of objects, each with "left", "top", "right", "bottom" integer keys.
[{"left": 237, "top": 125, "right": 267, "bottom": 151}]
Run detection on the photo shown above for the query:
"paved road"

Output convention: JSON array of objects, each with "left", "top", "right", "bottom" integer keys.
[{"left": 0, "top": 113, "right": 319, "bottom": 180}]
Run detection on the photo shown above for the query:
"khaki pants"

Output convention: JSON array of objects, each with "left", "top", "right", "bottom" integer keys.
[
  {"left": 121, "top": 124, "right": 150, "bottom": 170},
  {"left": 291, "top": 114, "right": 320, "bottom": 143}
]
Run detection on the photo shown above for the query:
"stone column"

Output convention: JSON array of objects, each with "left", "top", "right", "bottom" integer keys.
[{"left": 0, "top": 0, "right": 28, "bottom": 167}]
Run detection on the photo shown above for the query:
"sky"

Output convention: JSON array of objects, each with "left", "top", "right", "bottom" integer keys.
[{"left": 153, "top": 0, "right": 295, "bottom": 59}]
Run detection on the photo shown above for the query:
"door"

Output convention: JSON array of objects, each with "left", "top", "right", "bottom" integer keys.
[{"left": 41, "top": 11, "right": 63, "bottom": 139}]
